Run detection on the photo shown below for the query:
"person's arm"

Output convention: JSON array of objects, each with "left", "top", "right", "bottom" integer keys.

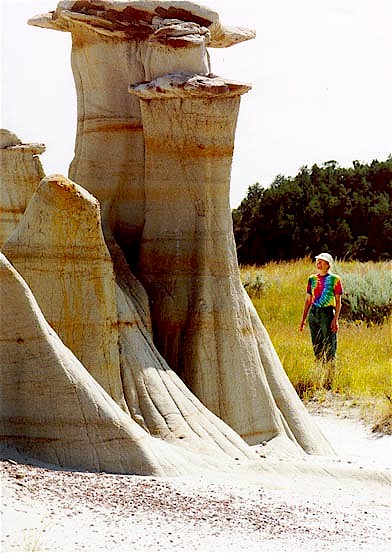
[
  {"left": 300, "top": 293, "right": 312, "bottom": 331},
  {"left": 331, "top": 294, "right": 341, "bottom": 332}
]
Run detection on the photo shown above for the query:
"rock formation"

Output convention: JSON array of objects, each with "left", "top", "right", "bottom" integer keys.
[
  {"left": 130, "top": 72, "right": 332, "bottom": 455},
  {"left": 2, "top": 175, "right": 128, "bottom": 411},
  {"left": 0, "top": 1, "right": 340, "bottom": 474},
  {"left": 28, "top": 1, "right": 255, "bottom": 269},
  {"left": 26, "top": 0, "right": 333, "bottom": 456},
  {"left": 0, "top": 130, "right": 45, "bottom": 246},
  {"left": 1, "top": 251, "right": 261, "bottom": 474},
  {"left": 1, "top": 174, "right": 265, "bottom": 469}
]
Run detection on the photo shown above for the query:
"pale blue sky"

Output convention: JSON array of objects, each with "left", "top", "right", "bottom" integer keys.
[{"left": 1, "top": 0, "right": 391, "bottom": 207}]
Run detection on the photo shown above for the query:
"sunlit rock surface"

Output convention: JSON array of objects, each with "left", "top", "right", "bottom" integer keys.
[
  {"left": 1, "top": 252, "right": 256, "bottom": 475},
  {"left": 1, "top": 175, "right": 261, "bottom": 465},
  {"left": 0, "top": 130, "right": 45, "bottom": 246},
  {"left": 0, "top": 1, "right": 342, "bottom": 474},
  {"left": 2, "top": 175, "right": 128, "bottom": 411},
  {"left": 28, "top": 1, "right": 255, "bottom": 267},
  {"left": 129, "top": 72, "right": 334, "bottom": 455},
  {"left": 28, "top": 1, "right": 255, "bottom": 48}
]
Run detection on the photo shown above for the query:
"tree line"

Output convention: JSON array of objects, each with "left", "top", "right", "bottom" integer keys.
[{"left": 232, "top": 157, "right": 392, "bottom": 264}]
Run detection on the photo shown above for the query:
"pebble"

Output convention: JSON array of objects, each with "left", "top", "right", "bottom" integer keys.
[{"left": 1, "top": 459, "right": 390, "bottom": 552}]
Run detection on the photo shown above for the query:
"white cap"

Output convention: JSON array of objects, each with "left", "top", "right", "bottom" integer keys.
[{"left": 315, "top": 252, "right": 334, "bottom": 266}]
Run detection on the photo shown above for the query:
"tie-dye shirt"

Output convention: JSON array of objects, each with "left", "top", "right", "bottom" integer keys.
[{"left": 306, "top": 273, "right": 343, "bottom": 308}]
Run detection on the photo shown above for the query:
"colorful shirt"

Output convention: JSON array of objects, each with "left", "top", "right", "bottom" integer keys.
[{"left": 306, "top": 273, "right": 343, "bottom": 308}]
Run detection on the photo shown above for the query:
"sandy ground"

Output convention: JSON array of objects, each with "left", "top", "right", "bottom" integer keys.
[{"left": 1, "top": 408, "right": 391, "bottom": 553}]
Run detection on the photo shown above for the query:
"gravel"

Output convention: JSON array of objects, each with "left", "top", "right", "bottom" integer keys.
[{"left": 1, "top": 411, "right": 391, "bottom": 552}]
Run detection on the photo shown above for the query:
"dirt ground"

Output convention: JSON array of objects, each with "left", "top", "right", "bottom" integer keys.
[{"left": 1, "top": 407, "right": 391, "bottom": 552}]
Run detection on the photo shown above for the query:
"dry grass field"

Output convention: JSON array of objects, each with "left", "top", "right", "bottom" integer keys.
[{"left": 241, "top": 258, "right": 392, "bottom": 433}]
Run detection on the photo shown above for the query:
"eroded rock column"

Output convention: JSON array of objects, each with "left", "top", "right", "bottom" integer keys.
[
  {"left": 2, "top": 172, "right": 261, "bottom": 464},
  {"left": 0, "top": 130, "right": 45, "bottom": 246},
  {"left": 28, "top": 1, "right": 222, "bottom": 265},
  {"left": 28, "top": 1, "right": 333, "bottom": 457},
  {"left": 2, "top": 175, "right": 128, "bottom": 412},
  {"left": 131, "top": 73, "right": 335, "bottom": 455},
  {"left": 131, "top": 73, "right": 288, "bottom": 446}
]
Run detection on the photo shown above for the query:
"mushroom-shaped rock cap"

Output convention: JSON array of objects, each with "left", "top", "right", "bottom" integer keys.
[
  {"left": 1, "top": 129, "right": 22, "bottom": 149},
  {"left": 0, "top": 129, "right": 45, "bottom": 154},
  {"left": 28, "top": 0, "right": 256, "bottom": 48},
  {"left": 130, "top": 72, "right": 252, "bottom": 98}
]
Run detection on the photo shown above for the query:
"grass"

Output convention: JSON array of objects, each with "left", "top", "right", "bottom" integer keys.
[{"left": 240, "top": 258, "right": 392, "bottom": 433}]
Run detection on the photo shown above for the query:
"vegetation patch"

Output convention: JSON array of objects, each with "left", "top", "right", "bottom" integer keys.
[
  {"left": 336, "top": 262, "right": 392, "bottom": 325},
  {"left": 233, "top": 158, "right": 392, "bottom": 265},
  {"left": 240, "top": 259, "right": 391, "bottom": 433}
]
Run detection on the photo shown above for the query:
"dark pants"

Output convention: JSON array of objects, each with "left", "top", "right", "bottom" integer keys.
[{"left": 308, "top": 305, "right": 337, "bottom": 362}]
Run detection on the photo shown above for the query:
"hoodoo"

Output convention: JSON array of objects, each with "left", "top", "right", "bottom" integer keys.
[{"left": 0, "top": 1, "right": 338, "bottom": 474}]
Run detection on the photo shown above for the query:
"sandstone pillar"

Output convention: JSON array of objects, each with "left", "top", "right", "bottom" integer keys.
[
  {"left": 28, "top": 1, "right": 248, "bottom": 266},
  {"left": 130, "top": 73, "right": 334, "bottom": 455},
  {"left": 130, "top": 73, "right": 285, "bottom": 445},
  {"left": 0, "top": 130, "right": 45, "bottom": 246},
  {"left": 28, "top": 2, "right": 333, "bottom": 457},
  {"left": 2, "top": 175, "right": 128, "bottom": 412}
]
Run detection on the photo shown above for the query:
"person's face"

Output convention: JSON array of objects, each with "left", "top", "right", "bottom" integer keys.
[{"left": 316, "top": 259, "right": 330, "bottom": 273}]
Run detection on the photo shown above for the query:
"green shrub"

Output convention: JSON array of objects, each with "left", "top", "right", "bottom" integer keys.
[
  {"left": 240, "top": 266, "right": 266, "bottom": 298},
  {"left": 336, "top": 263, "right": 392, "bottom": 325}
]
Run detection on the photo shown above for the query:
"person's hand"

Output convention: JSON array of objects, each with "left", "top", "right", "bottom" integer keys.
[{"left": 331, "top": 317, "right": 339, "bottom": 332}]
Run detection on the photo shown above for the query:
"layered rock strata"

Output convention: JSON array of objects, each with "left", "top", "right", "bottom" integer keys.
[
  {"left": 2, "top": 175, "right": 128, "bottom": 412},
  {"left": 28, "top": 1, "right": 254, "bottom": 267},
  {"left": 27, "top": 1, "right": 334, "bottom": 457},
  {"left": 130, "top": 73, "right": 334, "bottom": 455},
  {"left": 1, "top": 252, "right": 259, "bottom": 474},
  {"left": 0, "top": 130, "right": 45, "bottom": 246},
  {"left": 1, "top": 174, "right": 262, "bottom": 464}
]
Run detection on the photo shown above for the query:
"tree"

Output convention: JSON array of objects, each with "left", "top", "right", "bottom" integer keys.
[{"left": 233, "top": 158, "right": 392, "bottom": 263}]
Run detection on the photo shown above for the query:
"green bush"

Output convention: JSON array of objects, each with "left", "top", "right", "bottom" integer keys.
[
  {"left": 233, "top": 158, "right": 392, "bottom": 265},
  {"left": 241, "top": 267, "right": 266, "bottom": 298},
  {"left": 337, "top": 263, "right": 392, "bottom": 325}
]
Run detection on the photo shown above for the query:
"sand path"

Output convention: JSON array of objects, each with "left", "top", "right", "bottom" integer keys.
[{"left": 1, "top": 407, "right": 390, "bottom": 552}]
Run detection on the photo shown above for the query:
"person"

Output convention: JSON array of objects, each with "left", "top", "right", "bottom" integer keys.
[{"left": 300, "top": 253, "right": 343, "bottom": 387}]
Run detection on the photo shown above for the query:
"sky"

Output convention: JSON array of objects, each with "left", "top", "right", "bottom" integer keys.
[{"left": 1, "top": 0, "right": 391, "bottom": 207}]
